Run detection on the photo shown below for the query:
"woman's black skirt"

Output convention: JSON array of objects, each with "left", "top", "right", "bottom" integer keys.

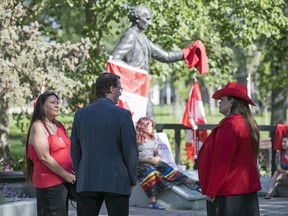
[{"left": 206, "top": 192, "right": 260, "bottom": 216}]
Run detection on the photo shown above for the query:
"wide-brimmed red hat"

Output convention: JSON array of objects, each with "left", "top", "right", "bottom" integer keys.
[{"left": 212, "top": 82, "right": 256, "bottom": 106}]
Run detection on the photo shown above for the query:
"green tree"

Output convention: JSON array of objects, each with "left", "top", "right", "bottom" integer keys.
[
  {"left": 207, "top": 0, "right": 288, "bottom": 123},
  {"left": 0, "top": 1, "right": 90, "bottom": 160},
  {"left": 31, "top": 1, "right": 287, "bottom": 118},
  {"left": 28, "top": 0, "right": 236, "bottom": 101}
]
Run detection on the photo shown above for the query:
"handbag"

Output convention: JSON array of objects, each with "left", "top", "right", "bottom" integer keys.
[{"left": 68, "top": 182, "right": 77, "bottom": 202}]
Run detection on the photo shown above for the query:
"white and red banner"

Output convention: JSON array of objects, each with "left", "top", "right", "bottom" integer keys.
[
  {"left": 182, "top": 81, "right": 208, "bottom": 163},
  {"left": 106, "top": 60, "right": 150, "bottom": 122}
]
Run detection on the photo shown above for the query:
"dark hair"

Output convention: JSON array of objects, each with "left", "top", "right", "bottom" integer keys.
[
  {"left": 136, "top": 117, "right": 155, "bottom": 144},
  {"left": 25, "top": 91, "right": 59, "bottom": 182},
  {"left": 128, "top": 5, "right": 150, "bottom": 23},
  {"left": 229, "top": 96, "right": 260, "bottom": 155},
  {"left": 95, "top": 72, "right": 120, "bottom": 98}
]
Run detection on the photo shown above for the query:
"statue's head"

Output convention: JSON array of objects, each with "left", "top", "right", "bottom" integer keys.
[{"left": 128, "top": 5, "right": 152, "bottom": 30}]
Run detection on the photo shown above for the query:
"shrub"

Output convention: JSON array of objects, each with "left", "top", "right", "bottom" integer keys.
[{"left": 0, "top": 183, "right": 28, "bottom": 204}]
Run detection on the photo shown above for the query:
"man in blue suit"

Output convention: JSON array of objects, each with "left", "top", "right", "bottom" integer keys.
[{"left": 71, "top": 72, "right": 138, "bottom": 216}]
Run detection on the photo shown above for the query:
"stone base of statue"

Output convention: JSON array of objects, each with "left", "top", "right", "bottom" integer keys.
[
  {"left": 276, "top": 184, "right": 288, "bottom": 198},
  {"left": 129, "top": 170, "right": 206, "bottom": 210},
  {"left": 258, "top": 176, "right": 288, "bottom": 198}
]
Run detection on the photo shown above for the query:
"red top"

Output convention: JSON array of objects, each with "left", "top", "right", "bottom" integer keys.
[
  {"left": 27, "top": 122, "right": 73, "bottom": 188},
  {"left": 274, "top": 124, "right": 288, "bottom": 150},
  {"left": 198, "top": 114, "right": 261, "bottom": 197}
]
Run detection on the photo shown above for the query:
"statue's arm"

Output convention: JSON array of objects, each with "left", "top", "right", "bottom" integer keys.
[
  {"left": 150, "top": 40, "right": 184, "bottom": 63},
  {"left": 111, "top": 32, "right": 136, "bottom": 60}
]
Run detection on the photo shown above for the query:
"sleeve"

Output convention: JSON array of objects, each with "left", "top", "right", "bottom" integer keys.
[
  {"left": 150, "top": 40, "right": 184, "bottom": 63},
  {"left": 206, "top": 121, "right": 239, "bottom": 197},
  {"left": 70, "top": 110, "right": 82, "bottom": 174},
  {"left": 120, "top": 111, "right": 139, "bottom": 186}
]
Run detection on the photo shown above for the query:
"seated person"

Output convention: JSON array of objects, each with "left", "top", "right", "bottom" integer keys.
[
  {"left": 265, "top": 136, "right": 288, "bottom": 199},
  {"left": 135, "top": 117, "right": 199, "bottom": 210}
]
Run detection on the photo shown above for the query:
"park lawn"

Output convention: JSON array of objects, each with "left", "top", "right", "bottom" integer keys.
[{"left": 9, "top": 105, "right": 274, "bottom": 167}]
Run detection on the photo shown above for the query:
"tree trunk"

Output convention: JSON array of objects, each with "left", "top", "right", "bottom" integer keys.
[
  {"left": 271, "top": 88, "right": 287, "bottom": 125},
  {"left": 85, "top": 0, "right": 96, "bottom": 24},
  {"left": 0, "top": 96, "right": 11, "bottom": 160},
  {"left": 85, "top": 0, "right": 99, "bottom": 104},
  {"left": 233, "top": 47, "right": 247, "bottom": 86}
]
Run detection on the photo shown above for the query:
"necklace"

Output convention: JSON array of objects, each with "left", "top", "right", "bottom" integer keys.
[
  {"left": 45, "top": 122, "right": 57, "bottom": 134},
  {"left": 45, "top": 121, "right": 65, "bottom": 144}
]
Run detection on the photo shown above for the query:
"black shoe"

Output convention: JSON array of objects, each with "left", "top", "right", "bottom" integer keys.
[{"left": 185, "top": 181, "right": 202, "bottom": 193}]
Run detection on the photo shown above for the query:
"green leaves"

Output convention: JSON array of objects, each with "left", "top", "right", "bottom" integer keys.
[
  {"left": 2, "top": 0, "right": 287, "bottom": 116},
  {"left": 0, "top": 1, "right": 91, "bottom": 108}
]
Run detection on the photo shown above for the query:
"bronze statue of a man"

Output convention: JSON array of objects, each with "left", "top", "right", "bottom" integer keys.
[
  {"left": 110, "top": 5, "right": 186, "bottom": 118},
  {"left": 111, "top": 5, "right": 184, "bottom": 72}
]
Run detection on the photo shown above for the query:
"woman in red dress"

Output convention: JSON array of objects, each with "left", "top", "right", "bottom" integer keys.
[{"left": 26, "top": 91, "right": 76, "bottom": 216}]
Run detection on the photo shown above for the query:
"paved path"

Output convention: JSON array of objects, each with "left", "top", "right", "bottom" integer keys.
[{"left": 69, "top": 196, "right": 288, "bottom": 216}]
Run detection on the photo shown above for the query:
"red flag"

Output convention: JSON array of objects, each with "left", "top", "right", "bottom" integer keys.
[
  {"left": 106, "top": 60, "right": 150, "bottom": 122},
  {"left": 182, "top": 81, "right": 208, "bottom": 163},
  {"left": 183, "top": 40, "right": 209, "bottom": 75}
]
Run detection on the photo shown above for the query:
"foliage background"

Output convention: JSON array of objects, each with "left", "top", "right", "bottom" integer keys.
[{"left": 0, "top": 0, "right": 287, "bottom": 161}]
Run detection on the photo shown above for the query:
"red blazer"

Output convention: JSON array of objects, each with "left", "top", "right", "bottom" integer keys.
[{"left": 198, "top": 114, "right": 261, "bottom": 197}]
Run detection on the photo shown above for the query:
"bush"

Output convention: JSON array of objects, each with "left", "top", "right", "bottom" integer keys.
[{"left": 0, "top": 183, "right": 28, "bottom": 204}]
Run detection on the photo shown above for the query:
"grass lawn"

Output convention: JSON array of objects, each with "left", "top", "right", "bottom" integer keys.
[{"left": 8, "top": 104, "right": 279, "bottom": 171}]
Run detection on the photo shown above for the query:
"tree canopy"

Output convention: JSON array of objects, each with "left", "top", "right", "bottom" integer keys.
[
  {"left": 29, "top": 0, "right": 287, "bottom": 96},
  {"left": 0, "top": 1, "right": 90, "bottom": 159}
]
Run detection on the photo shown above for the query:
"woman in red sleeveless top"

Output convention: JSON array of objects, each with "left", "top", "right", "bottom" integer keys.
[
  {"left": 26, "top": 91, "right": 76, "bottom": 216},
  {"left": 265, "top": 136, "right": 288, "bottom": 199}
]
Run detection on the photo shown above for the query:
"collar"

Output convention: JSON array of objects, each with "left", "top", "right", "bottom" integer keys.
[
  {"left": 216, "top": 114, "right": 243, "bottom": 128},
  {"left": 96, "top": 97, "right": 114, "bottom": 104},
  {"left": 131, "top": 26, "right": 141, "bottom": 33}
]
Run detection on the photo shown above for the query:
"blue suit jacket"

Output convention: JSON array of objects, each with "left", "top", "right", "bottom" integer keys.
[{"left": 70, "top": 98, "right": 138, "bottom": 195}]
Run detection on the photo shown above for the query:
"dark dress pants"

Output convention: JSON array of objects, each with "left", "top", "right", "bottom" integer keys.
[
  {"left": 77, "top": 191, "right": 129, "bottom": 216},
  {"left": 206, "top": 192, "right": 260, "bottom": 216}
]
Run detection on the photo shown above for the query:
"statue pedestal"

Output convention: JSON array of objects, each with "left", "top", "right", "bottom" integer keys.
[{"left": 130, "top": 170, "right": 206, "bottom": 210}]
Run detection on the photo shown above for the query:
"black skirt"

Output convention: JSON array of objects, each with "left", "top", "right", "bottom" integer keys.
[{"left": 206, "top": 192, "right": 260, "bottom": 216}]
